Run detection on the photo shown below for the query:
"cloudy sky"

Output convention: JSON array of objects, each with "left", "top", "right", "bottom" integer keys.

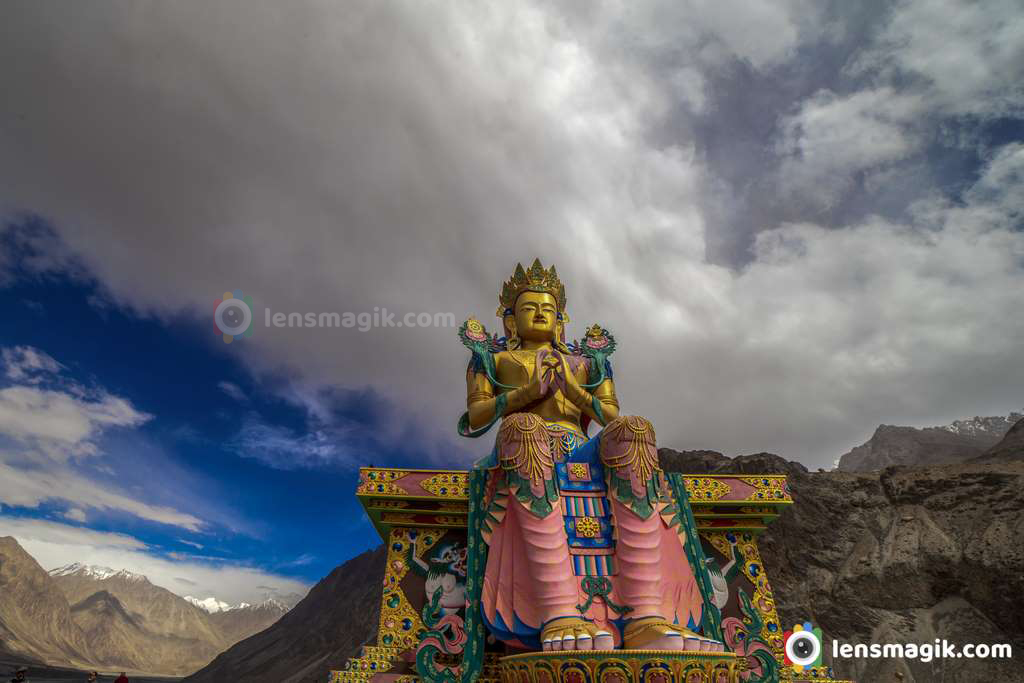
[{"left": 0, "top": 0, "right": 1022, "bottom": 600}]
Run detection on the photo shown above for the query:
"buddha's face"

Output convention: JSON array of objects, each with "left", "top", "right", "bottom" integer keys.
[{"left": 513, "top": 291, "right": 558, "bottom": 342}]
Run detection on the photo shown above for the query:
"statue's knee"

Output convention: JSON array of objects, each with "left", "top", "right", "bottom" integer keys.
[
  {"left": 602, "top": 415, "right": 657, "bottom": 445},
  {"left": 600, "top": 415, "right": 658, "bottom": 474},
  {"left": 498, "top": 412, "right": 552, "bottom": 474},
  {"left": 605, "top": 414, "right": 651, "bottom": 428}
]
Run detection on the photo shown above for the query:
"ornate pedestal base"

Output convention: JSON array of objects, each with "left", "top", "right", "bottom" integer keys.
[
  {"left": 330, "top": 467, "right": 856, "bottom": 683},
  {"left": 499, "top": 650, "right": 743, "bottom": 683}
]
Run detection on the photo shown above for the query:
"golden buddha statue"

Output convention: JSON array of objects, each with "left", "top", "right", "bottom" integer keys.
[{"left": 457, "top": 260, "right": 723, "bottom": 655}]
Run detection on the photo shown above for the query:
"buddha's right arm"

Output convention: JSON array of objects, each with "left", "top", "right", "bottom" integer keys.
[{"left": 466, "top": 371, "right": 536, "bottom": 429}]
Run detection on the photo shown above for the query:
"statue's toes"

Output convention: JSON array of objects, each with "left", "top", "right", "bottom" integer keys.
[
  {"left": 574, "top": 631, "right": 593, "bottom": 650},
  {"left": 542, "top": 638, "right": 553, "bottom": 651},
  {"left": 561, "top": 634, "right": 576, "bottom": 651},
  {"left": 593, "top": 630, "right": 614, "bottom": 650},
  {"left": 550, "top": 632, "right": 564, "bottom": 651},
  {"left": 646, "top": 630, "right": 686, "bottom": 650},
  {"left": 700, "top": 638, "right": 725, "bottom": 652}
]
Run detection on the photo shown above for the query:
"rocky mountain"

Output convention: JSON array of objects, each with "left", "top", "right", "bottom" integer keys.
[
  {"left": 49, "top": 562, "right": 228, "bottom": 674},
  {"left": 661, "top": 448, "right": 1024, "bottom": 682},
  {"left": 49, "top": 563, "right": 125, "bottom": 581},
  {"left": 0, "top": 537, "right": 93, "bottom": 668},
  {"left": 182, "top": 594, "right": 290, "bottom": 642},
  {"left": 940, "top": 413, "right": 1023, "bottom": 439},
  {"left": 836, "top": 411, "right": 1021, "bottom": 471},
  {"left": 183, "top": 546, "right": 385, "bottom": 683},
  {"left": 186, "top": 593, "right": 302, "bottom": 613},
  {"left": 0, "top": 544, "right": 293, "bottom": 676},
  {"left": 975, "top": 415, "right": 1024, "bottom": 463},
  {"left": 207, "top": 599, "right": 289, "bottom": 643},
  {"left": 659, "top": 448, "right": 809, "bottom": 477},
  {"left": 67, "top": 590, "right": 150, "bottom": 671}
]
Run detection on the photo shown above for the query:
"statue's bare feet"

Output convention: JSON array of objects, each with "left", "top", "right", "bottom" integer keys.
[
  {"left": 623, "top": 617, "right": 721, "bottom": 651},
  {"left": 541, "top": 617, "right": 613, "bottom": 651}
]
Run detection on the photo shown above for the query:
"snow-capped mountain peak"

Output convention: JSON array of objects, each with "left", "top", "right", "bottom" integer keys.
[
  {"left": 48, "top": 563, "right": 295, "bottom": 615},
  {"left": 49, "top": 562, "right": 139, "bottom": 581},
  {"left": 49, "top": 562, "right": 149, "bottom": 583},
  {"left": 50, "top": 562, "right": 108, "bottom": 579},
  {"left": 185, "top": 595, "right": 234, "bottom": 613},
  {"left": 258, "top": 597, "right": 287, "bottom": 611},
  {"left": 184, "top": 595, "right": 289, "bottom": 614},
  {"left": 939, "top": 412, "right": 1023, "bottom": 437},
  {"left": 112, "top": 568, "right": 148, "bottom": 582}
]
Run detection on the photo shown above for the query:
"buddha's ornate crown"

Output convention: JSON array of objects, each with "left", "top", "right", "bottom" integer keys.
[{"left": 497, "top": 258, "right": 567, "bottom": 317}]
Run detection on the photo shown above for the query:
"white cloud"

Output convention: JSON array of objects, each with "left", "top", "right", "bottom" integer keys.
[
  {"left": 718, "top": 152, "right": 1024, "bottom": 446},
  {"left": 774, "top": 0, "right": 1024, "bottom": 214},
  {"left": 0, "top": 385, "right": 151, "bottom": 459},
  {"left": 850, "top": 0, "right": 1024, "bottom": 117},
  {"left": 572, "top": 0, "right": 824, "bottom": 72},
  {"left": 0, "top": 345, "right": 150, "bottom": 460},
  {"left": 0, "top": 516, "right": 309, "bottom": 605},
  {"left": 963, "top": 143, "right": 1024, "bottom": 213},
  {"left": 0, "top": 1, "right": 1021, "bottom": 470},
  {"left": 216, "top": 380, "right": 248, "bottom": 402},
  {"left": 668, "top": 67, "right": 706, "bottom": 113},
  {"left": 0, "top": 459, "right": 205, "bottom": 530},
  {"left": 62, "top": 508, "right": 87, "bottom": 523},
  {"left": 279, "top": 553, "right": 316, "bottom": 568},
  {"left": 676, "top": 0, "right": 820, "bottom": 67},
  {"left": 0, "top": 220, "right": 83, "bottom": 285},
  {"left": 2, "top": 345, "right": 63, "bottom": 383},
  {"left": 1, "top": 517, "right": 146, "bottom": 550},
  {"left": 227, "top": 416, "right": 350, "bottom": 470},
  {"left": 0, "top": 345, "right": 203, "bottom": 529},
  {"left": 776, "top": 88, "right": 925, "bottom": 208}
]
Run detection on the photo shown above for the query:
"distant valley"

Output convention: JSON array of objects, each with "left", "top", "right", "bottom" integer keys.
[{"left": 0, "top": 543, "right": 295, "bottom": 677}]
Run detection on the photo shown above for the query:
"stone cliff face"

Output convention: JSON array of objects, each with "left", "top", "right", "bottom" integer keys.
[
  {"left": 662, "top": 448, "right": 1024, "bottom": 683},
  {"left": 764, "top": 464, "right": 1024, "bottom": 682}
]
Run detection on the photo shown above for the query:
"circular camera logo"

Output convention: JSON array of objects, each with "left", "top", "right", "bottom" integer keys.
[
  {"left": 783, "top": 621, "right": 823, "bottom": 674},
  {"left": 213, "top": 290, "right": 253, "bottom": 344}
]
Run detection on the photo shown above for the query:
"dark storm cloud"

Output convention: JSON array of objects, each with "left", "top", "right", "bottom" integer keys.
[{"left": 1, "top": 0, "right": 1022, "bottom": 468}]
